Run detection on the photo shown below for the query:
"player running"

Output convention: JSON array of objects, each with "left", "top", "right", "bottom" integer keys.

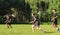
[
  {"left": 51, "top": 9, "right": 60, "bottom": 32},
  {"left": 4, "top": 14, "right": 12, "bottom": 28},
  {"left": 30, "top": 13, "right": 46, "bottom": 32}
]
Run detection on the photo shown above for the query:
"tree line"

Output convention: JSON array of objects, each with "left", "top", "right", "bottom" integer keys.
[{"left": 0, "top": 0, "right": 60, "bottom": 24}]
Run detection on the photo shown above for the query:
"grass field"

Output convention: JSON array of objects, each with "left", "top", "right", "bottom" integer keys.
[{"left": 0, "top": 24, "right": 60, "bottom": 35}]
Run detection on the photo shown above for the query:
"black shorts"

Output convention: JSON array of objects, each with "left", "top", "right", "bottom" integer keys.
[
  {"left": 34, "top": 20, "right": 40, "bottom": 26},
  {"left": 7, "top": 23, "right": 11, "bottom": 25},
  {"left": 53, "top": 19, "right": 57, "bottom": 25}
]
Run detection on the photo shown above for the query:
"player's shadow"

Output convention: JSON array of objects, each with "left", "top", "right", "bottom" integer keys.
[{"left": 44, "top": 31, "right": 55, "bottom": 33}]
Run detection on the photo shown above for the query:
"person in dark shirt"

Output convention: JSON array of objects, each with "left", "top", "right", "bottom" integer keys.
[
  {"left": 52, "top": 9, "right": 60, "bottom": 32},
  {"left": 31, "top": 13, "right": 46, "bottom": 32},
  {"left": 30, "top": 13, "right": 40, "bottom": 32},
  {"left": 4, "top": 14, "right": 12, "bottom": 28}
]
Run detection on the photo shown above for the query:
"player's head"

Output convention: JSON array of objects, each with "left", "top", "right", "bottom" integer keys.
[
  {"left": 32, "top": 13, "right": 35, "bottom": 16},
  {"left": 52, "top": 9, "right": 56, "bottom": 12}
]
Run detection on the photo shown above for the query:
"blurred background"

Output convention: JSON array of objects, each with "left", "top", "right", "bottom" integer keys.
[{"left": 0, "top": 0, "right": 60, "bottom": 24}]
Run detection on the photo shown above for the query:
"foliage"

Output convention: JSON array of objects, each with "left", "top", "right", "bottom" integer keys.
[{"left": 0, "top": 0, "right": 60, "bottom": 23}]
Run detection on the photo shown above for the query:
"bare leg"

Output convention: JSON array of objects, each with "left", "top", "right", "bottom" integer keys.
[
  {"left": 37, "top": 26, "right": 40, "bottom": 30},
  {"left": 54, "top": 24, "right": 59, "bottom": 30},
  {"left": 9, "top": 24, "right": 12, "bottom": 28},
  {"left": 7, "top": 24, "right": 9, "bottom": 28},
  {"left": 32, "top": 25, "right": 35, "bottom": 32}
]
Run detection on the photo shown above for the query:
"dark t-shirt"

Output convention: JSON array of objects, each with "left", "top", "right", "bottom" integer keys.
[
  {"left": 53, "top": 12, "right": 57, "bottom": 22},
  {"left": 53, "top": 12, "right": 58, "bottom": 19},
  {"left": 53, "top": 13, "right": 57, "bottom": 17},
  {"left": 6, "top": 15, "right": 12, "bottom": 22}
]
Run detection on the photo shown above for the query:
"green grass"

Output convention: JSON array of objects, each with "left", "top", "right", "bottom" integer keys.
[{"left": 0, "top": 24, "right": 60, "bottom": 35}]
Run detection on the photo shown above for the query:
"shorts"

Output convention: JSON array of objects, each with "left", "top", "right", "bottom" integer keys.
[
  {"left": 53, "top": 19, "right": 57, "bottom": 25},
  {"left": 34, "top": 20, "right": 40, "bottom": 26},
  {"left": 7, "top": 20, "right": 11, "bottom": 25},
  {"left": 7, "top": 23, "right": 11, "bottom": 25}
]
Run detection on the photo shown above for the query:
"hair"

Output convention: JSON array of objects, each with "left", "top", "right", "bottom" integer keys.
[
  {"left": 53, "top": 9, "right": 57, "bottom": 12},
  {"left": 32, "top": 13, "right": 35, "bottom": 16}
]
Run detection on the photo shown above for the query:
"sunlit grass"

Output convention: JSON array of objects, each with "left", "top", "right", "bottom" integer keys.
[{"left": 0, "top": 24, "right": 60, "bottom": 35}]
